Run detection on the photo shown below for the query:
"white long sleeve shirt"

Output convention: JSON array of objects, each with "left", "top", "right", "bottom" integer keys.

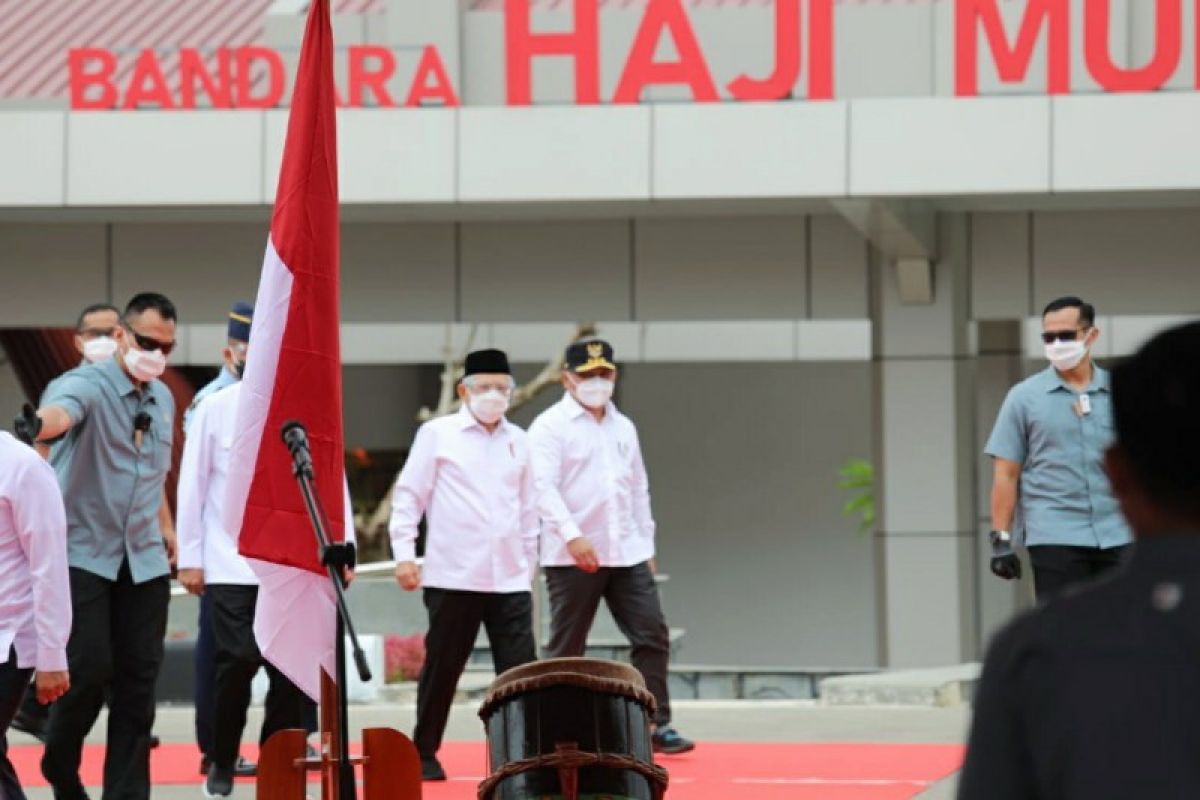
[
  {"left": 528, "top": 394, "right": 656, "bottom": 568},
  {"left": 177, "top": 382, "right": 259, "bottom": 584},
  {"left": 389, "top": 406, "right": 539, "bottom": 593},
  {"left": 0, "top": 431, "right": 71, "bottom": 671},
  {"left": 179, "top": 381, "right": 357, "bottom": 583}
]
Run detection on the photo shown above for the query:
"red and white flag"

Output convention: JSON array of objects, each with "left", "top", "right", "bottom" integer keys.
[{"left": 223, "top": 0, "right": 345, "bottom": 702}]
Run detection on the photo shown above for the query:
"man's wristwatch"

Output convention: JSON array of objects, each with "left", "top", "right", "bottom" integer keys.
[{"left": 989, "top": 530, "right": 1012, "bottom": 549}]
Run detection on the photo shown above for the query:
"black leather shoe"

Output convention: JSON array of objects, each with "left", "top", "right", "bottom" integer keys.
[
  {"left": 234, "top": 756, "right": 257, "bottom": 777},
  {"left": 203, "top": 765, "right": 234, "bottom": 798},
  {"left": 420, "top": 755, "right": 447, "bottom": 781},
  {"left": 651, "top": 726, "right": 696, "bottom": 754}
]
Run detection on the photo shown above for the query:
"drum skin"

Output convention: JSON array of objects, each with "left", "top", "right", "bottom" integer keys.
[{"left": 477, "top": 658, "right": 669, "bottom": 800}]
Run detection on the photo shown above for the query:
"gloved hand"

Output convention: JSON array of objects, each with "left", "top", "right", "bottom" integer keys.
[
  {"left": 13, "top": 404, "right": 41, "bottom": 446},
  {"left": 990, "top": 531, "right": 1022, "bottom": 580}
]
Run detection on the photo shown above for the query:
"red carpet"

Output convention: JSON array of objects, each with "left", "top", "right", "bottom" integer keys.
[{"left": 11, "top": 740, "right": 963, "bottom": 799}]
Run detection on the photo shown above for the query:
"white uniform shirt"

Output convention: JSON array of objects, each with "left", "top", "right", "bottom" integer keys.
[
  {"left": 528, "top": 394, "right": 656, "bottom": 568},
  {"left": 0, "top": 431, "right": 72, "bottom": 671},
  {"left": 389, "top": 406, "right": 538, "bottom": 593},
  {"left": 177, "top": 382, "right": 259, "bottom": 584}
]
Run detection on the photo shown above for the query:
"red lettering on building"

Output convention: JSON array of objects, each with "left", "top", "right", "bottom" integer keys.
[
  {"left": 1085, "top": 0, "right": 1181, "bottom": 92},
  {"left": 180, "top": 48, "right": 233, "bottom": 108},
  {"left": 348, "top": 46, "right": 397, "bottom": 107},
  {"left": 405, "top": 46, "right": 460, "bottom": 107},
  {"left": 66, "top": 2, "right": 1199, "bottom": 111},
  {"left": 504, "top": 0, "right": 600, "bottom": 105},
  {"left": 123, "top": 49, "right": 176, "bottom": 109},
  {"left": 234, "top": 47, "right": 286, "bottom": 108},
  {"left": 955, "top": 0, "right": 1069, "bottom": 96},
  {"left": 614, "top": 0, "right": 718, "bottom": 103},
  {"left": 68, "top": 49, "right": 118, "bottom": 110}
]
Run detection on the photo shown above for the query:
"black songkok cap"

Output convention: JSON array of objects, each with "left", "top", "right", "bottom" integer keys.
[{"left": 464, "top": 348, "right": 511, "bottom": 376}]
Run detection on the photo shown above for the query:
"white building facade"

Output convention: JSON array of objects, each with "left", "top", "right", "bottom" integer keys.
[{"left": 2, "top": 0, "right": 1198, "bottom": 669}]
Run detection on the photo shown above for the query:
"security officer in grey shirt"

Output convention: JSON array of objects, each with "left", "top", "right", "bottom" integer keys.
[
  {"left": 985, "top": 296, "right": 1132, "bottom": 600},
  {"left": 959, "top": 320, "right": 1200, "bottom": 800},
  {"left": 16, "top": 293, "right": 179, "bottom": 800}
]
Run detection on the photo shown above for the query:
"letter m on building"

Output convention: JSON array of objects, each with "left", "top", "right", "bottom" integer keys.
[{"left": 955, "top": 0, "right": 1069, "bottom": 96}]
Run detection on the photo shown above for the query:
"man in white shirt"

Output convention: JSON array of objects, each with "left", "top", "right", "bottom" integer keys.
[
  {"left": 0, "top": 430, "right": 72, "bottom": 800},
  {"left": 529, "top": 339, "right": 694, "bottom": 755},
  {"left": 389, "top": 349, "right": 538, "bottom": 782},
  {"left": 177, "top": 353, "right": 310, "bottom": 799},
  {"left": 182, "top": 301, "right": 254, "bottom": 780}
]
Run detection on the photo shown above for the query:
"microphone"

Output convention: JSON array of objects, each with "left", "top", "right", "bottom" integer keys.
[
  {"left": 134, "top": 411, "right": 152, "bottom": 448},
  {"left": 281, "top": 420, "right": 313, "bottom": 475}
]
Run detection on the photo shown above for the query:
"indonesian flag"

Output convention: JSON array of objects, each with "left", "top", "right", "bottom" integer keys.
[{"left": 223, "top": 0, "right": 344, "bottom": 702}]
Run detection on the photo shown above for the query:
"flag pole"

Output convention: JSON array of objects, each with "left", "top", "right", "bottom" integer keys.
[{"left": 282, "top": 421, "right": 367, "bottom": 800}]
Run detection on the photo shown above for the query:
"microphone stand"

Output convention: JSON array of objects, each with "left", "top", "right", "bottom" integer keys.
[{"left": 283, "top": 422, "right": 369, "bottom": 800}]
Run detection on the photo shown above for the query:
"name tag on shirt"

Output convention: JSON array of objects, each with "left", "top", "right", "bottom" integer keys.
[{"left": 1079, "top": 394, "right": 1091, "bottom": 415}]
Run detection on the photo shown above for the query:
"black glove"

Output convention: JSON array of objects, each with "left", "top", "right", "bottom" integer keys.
[
  {"left": 989, "top": 531, "right": 1022, "bottom": 580},
  {"left": 13, "top": 404, "right": 41, "bottom": 447}
]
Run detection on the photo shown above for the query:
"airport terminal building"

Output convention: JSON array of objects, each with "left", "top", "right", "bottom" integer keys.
[{"left": 2, "top": 0, "right": 1199, "bottom": 672}]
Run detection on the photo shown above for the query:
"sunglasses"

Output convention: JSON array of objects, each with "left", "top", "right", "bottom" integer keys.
[
  {"left": 123, "top": 324, "right": 176, "bottom": 356},
  {"left": 1041, "top": 326, "right": 1091, "bottom": 345}
]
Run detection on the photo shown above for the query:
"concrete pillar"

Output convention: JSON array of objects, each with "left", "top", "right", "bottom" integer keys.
[{"left": 871, "top": 213, "right": 980, "bottom": 667}]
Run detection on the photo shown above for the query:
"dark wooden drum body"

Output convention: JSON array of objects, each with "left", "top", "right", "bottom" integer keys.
[{"left": 477, "top": 658, "right": 669, "bottom": 800}]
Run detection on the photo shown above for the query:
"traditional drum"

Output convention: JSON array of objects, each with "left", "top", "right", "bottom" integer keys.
[{"left": 477, "top": 658, "right": 670, "bottom": 800}]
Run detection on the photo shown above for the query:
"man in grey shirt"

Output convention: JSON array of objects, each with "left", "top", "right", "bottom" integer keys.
[
  {"left": 18, "top": 293, "right": 178, "bottom": 800},
  {"left": 984, "top": 296, "right": 1131, "bottom": 600},
  {"left": 960, "top": 319, "right": 1200, "bottom": 799}
]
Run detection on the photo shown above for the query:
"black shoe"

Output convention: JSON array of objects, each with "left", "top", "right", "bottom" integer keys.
[
  {"left": 10, "top": 710, "right": 47, "bottom": 742},
  {"left": 199, "top": 755, "right": 212, "bottom": 776},
  {"left": 234, "top": 756, "right": 257, "bottom": 777},
  {"left": 203, "top": 764, "right": 234, "bottom": 798},
  {"left": 420, "top": 755, "right": 447, "bottom": 781},
  {"left": 651, "top": 726, "right": 695, "bottom": 755}
]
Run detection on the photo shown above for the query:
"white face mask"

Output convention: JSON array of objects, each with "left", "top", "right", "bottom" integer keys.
[
  {"left": 468, "top": 390, "right": 509, "bottom": 425},
  {"left": 82, "top": 336, "right": 118, "bottom": 363},
  {"left": 124, "top": 346, "right": 168, "bottom": 382},
  {"left": 574, "top": 377, "right": 615, "bottom": 409},
  {"left": 1044, "top": 339, "right": 1088, "bottom": 372}
]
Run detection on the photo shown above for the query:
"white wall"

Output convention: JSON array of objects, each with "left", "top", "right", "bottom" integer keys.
[{"left": 971, "top": 208, "right": 1200, "bottom": 319}]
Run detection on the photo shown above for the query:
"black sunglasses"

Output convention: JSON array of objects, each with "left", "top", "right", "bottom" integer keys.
[
  {"left": 123, "top": 323, "right": 176, "bottom": 356},
  {"left": 1041, "top": 326, "right": 1091, "bottom": 345}
]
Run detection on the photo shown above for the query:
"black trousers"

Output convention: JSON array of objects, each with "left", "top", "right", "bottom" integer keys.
[
  {"left": 42, "top": 562, "right": 169, "bottom": 800},
  {"left": 1, "top": 647, "right": 35, "bottom": 800},
  {"left": 544, "top": 562, "right": 673, "bottom": 726},
  {"left": 193, "top": 591, "right": 216, "bottom": 759},
  {"left": 414, "top": 589, "right": 535, "bottom": 758},
  {"left": 1029, "top": 544, "right": 1131, "bottom": 602},
  {"left": 208, "top": 585, "right": 308, "bottom": 771}
]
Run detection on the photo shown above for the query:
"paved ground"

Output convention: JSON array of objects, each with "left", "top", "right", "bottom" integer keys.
[{"left": 12, "top": 700, "right": 968, "bottom": 798}]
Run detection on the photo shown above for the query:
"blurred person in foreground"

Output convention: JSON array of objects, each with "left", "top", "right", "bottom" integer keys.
[
  {"left": 959, "top": 320, "right": 1200, "bottom": 799},
  {"left": 0, "top": 429, "right": 71, "bottom": 800}
]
